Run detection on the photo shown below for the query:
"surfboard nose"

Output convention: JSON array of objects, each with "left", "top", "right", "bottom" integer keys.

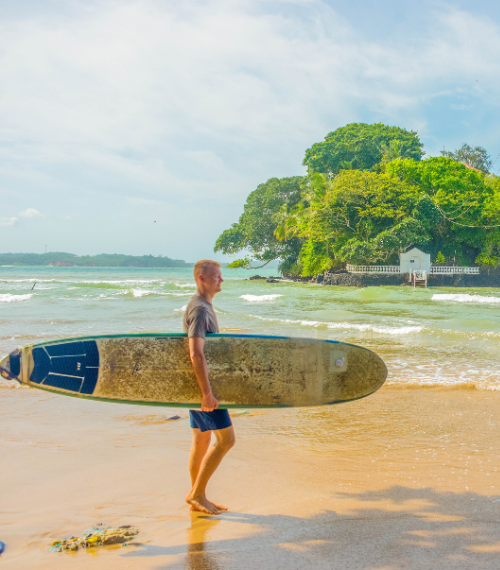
[{"left": 0, "top": 349, "right": 21, "bottom": 382}]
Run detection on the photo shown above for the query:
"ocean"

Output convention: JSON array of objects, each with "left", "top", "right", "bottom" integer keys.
[{"left": 1, "top": 265, "right": 499, "bottom": 390}]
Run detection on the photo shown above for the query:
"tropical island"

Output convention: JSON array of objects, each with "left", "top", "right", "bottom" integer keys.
[
  {"left": 215, "top": 123, "right": 500, "bottom": 282},
  {"left": 0, "top": 252, "right": 192, "bottom": 268}
]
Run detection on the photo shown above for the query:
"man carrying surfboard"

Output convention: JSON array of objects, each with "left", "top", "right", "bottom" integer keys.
[{"left": 183, "top": 260, "right": 236, "bottom": 515}]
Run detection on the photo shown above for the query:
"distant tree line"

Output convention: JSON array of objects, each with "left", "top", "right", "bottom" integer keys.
[
  {"left": 215, "top": 123, "right": 500, "bottom": 276},
  {"left": 0, "top": 252, "right": 192, "bottom": 268}
]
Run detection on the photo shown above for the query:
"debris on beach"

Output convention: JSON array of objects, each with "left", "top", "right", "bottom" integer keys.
[
  {"left": 121, "top": 413, "right": 185, "bottom": 424},
  {"left": 0, "top": 540, "right": 5, "bottom": 554},
  {"left": 229, "top": 410, "right": 259, "bottom": 417},
  {"left": 49, "top": 526, "right": 139, "bottom": 552}
]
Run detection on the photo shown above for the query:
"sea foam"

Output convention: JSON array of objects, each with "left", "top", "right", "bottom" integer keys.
[
  {"left": 432, "top": 293, "right": 500, "bottom": 304},
  {"left": 249, "top": 314, "right": 422, "bottom": 335},
  {"left": 240, "top": 294, "right": 283, "bottom": 302},
  {"left": 0, "top": 293, "right": 33, "bottom": 303}
]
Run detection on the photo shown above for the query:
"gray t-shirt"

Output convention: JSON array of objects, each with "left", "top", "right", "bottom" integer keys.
[{"left": 183, "top": 295, "right": 219, "bottom": 339}]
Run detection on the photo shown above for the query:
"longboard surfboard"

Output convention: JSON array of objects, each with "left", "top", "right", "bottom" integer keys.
[{"left": 0, "top": 333, "right": 387, "bottom": 407}]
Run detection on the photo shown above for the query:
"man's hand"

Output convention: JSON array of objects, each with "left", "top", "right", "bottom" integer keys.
[{"left": 201, "top": 392, "right": 218, "bottom": 412}]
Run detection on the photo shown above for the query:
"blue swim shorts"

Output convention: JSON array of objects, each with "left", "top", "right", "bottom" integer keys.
[{"left": 189, "top": 409, "right": 232, "bottom": 432}]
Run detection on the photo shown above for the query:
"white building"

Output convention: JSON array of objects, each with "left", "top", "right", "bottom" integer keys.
[
  {"left": 399, "top": 248, "right": 431, "bottom": 275},
  {"left": 346, "top": 247, "right": 479, "bottom": 276}
]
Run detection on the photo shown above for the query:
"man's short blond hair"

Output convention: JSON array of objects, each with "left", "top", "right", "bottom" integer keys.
[{"left": 194, "top": 259, "right": 222, "bottom": 280}]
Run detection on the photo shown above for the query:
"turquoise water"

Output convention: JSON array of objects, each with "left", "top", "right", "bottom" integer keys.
[{"left": 1, "top": 266, "right": 500, "bottom": 389}]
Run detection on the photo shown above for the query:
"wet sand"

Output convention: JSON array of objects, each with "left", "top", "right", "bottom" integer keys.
[{"left": 1, "top": 384, "right": 499, "bottom": 569}]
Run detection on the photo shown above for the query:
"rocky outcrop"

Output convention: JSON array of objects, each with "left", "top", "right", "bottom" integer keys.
[
  {"left": 319, "top": 272, "right": 406, "bottom": 286},
  {"left": 317, "top": 271, "right": 500, "bottom": 287},
  {"left": 427, "top": 274, "right": 500, "bottom": 287}
]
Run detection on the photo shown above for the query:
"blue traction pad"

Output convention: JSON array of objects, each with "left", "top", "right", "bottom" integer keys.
[{"left": 31, "top": 341, "right": 99, "bottom": 395}]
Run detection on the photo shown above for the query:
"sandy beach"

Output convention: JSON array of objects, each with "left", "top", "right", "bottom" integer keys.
[{"left": 1, "top": 383, "right": 499, "bottom": 569}]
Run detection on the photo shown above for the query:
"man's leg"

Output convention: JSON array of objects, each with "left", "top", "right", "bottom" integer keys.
[
  {"left": 189, "top": 428, "right": 211, "bottom": 487},
  {"left": 186, "top": 424, "right": 236, "bottom": 515}
]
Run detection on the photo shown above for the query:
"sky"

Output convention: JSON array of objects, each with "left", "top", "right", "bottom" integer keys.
[{"left": 0, "top": 0, "right": 499, "bottom": 263}]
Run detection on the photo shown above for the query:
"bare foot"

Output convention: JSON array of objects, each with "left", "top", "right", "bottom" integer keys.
[
  {"left": 186, "top": 494, "right": 221, "bottom": 515},
  {"left": 189, "top": 499, "right": 227, "bottom": 513},
  {"left": 210, "top": 501, "right": 227, "bottom": 511}
]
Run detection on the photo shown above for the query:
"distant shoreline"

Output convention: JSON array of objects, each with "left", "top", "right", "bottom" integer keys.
[{"left": 0, "top": 252, "right": 193, "bottom": 268}]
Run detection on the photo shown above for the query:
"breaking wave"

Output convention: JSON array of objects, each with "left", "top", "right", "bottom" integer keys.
[
  {"left": 130, "top": 289, "right": 192, "bottom": 298},
  {"left": 249, "top": 315, "right": 422, "bottom": 335},
  {"left": 0, "top": 293, "right": 33, "bottom": 303},
  {"left": 240, "top": 294, "right": 283, "bottom": 302},
  {"left": 432, "top": 293, "right": 500, "bottom": 304}
]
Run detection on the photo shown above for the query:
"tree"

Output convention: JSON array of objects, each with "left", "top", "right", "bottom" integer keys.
[
  {"left": 387, "top": 157, "right": 500, "bottom": 264},
  {"left": 214, "top": 176, "right": 305, "bottom": 270},
  {"left": 276, "top": 170, "right": 435, "bottom": 274},
  {"left": 440, "top": 144, "right": 492, "bottom": 173},
  {"left": 275, "top": 158, "right": 500, "bottom": 276},
  {"left": 435, "top": 251, "right": 446, "bottom": 264},
  {"left": 303, "top": 123, "right": 424, "bottom": 176}
]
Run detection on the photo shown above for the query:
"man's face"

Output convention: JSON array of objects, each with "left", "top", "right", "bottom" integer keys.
[{"left": 201, "top": 267, "right": 224, "bottom": 295}]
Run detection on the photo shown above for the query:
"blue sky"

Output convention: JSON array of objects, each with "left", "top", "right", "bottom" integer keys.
[{"left": 0, "top": 0, "right": 499, "bottom": 262}]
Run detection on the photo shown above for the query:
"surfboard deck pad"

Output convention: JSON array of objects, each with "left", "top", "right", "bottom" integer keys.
[{"left": 1, "top": 333, "right": 387, "bottom": 407}]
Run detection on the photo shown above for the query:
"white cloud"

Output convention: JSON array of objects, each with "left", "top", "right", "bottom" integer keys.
[
  {"left": 0, "top": 217, "right": 18, "bottom": 226},
  {"left": 0, "top": 1, "right": 499, "bottom": 257},
  {"left": 0, "top": 4, "right": 497, "bottom": 155},
  {"left": 19, "top": 208, "right": 43, "bottom": 218}
]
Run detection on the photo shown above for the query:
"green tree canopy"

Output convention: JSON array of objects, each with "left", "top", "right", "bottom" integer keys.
[
  {"left": 214, "top": 122, "right": 500, "bottom": 277},
  {"left": 440, "top": 143, "right": 492, "bottom": 173},
  {"left": 276, "top": 157, "right": 500, "bottom": 276},
  {"left": 279, "top": 170, "right": 437, "bottom": 274},
  {"left": 387, "top": 156, "right": 500, "bottom": 265},
  {"left": 214, "top": 176, "right": 305, "bottom": 270},
  {"left": 303, "top": 123, "right": 424, "bottom": 176}
]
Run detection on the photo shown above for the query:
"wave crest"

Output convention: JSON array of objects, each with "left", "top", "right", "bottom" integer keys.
[
  {"left": 240, "top": 294, "right": 283, "bottom": 302},
  {"left": 432, "top": 293, "right": 500, "bottom": 304},
  {"left": 0, "top": 293, "right": 33, "bottom": 303}
]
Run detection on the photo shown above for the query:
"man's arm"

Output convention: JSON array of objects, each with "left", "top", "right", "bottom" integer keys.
[{"left": 188, "top": 336, "right": 219, "bottom": 412}]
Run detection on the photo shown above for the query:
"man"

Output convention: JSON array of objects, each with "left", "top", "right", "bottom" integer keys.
[{"left": 183, "top": 259, "right": 236, "bottom": 515}]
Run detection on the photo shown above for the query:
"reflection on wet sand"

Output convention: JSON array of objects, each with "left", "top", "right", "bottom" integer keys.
[{"left": 185, "top": 515, "right": 222, "bottom": 570}]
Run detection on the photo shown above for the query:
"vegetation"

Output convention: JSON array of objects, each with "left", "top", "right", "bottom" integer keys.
[
  {"left": 215, "top": 176, "right": 305, "bottom": 273},
  {"left": 0, "top": 252, "right": 192, "bottom": 267},
  {"left": 303, "top": 123, "right": 424, "bottom": 175},
  {"left": 215, "top": 122, "right": 500, "bottom": 276},
  {"left": 440, "top": 143, "right": 492, "bottom": 173}
]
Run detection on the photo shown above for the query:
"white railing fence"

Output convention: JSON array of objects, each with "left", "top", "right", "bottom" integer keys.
[
  {"left": 430, "top": 266, "right": 480, "bottom": 274},
  {"left": 346, "top": 264, "right": 480, "bottom": 275},
  {"left": 346, "top": 264, "right": 400, "bottom": 274}
]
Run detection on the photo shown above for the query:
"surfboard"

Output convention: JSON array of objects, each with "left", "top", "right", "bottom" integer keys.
[{"left": 0, "top": 333, "right": 387, "bottom": 407}]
